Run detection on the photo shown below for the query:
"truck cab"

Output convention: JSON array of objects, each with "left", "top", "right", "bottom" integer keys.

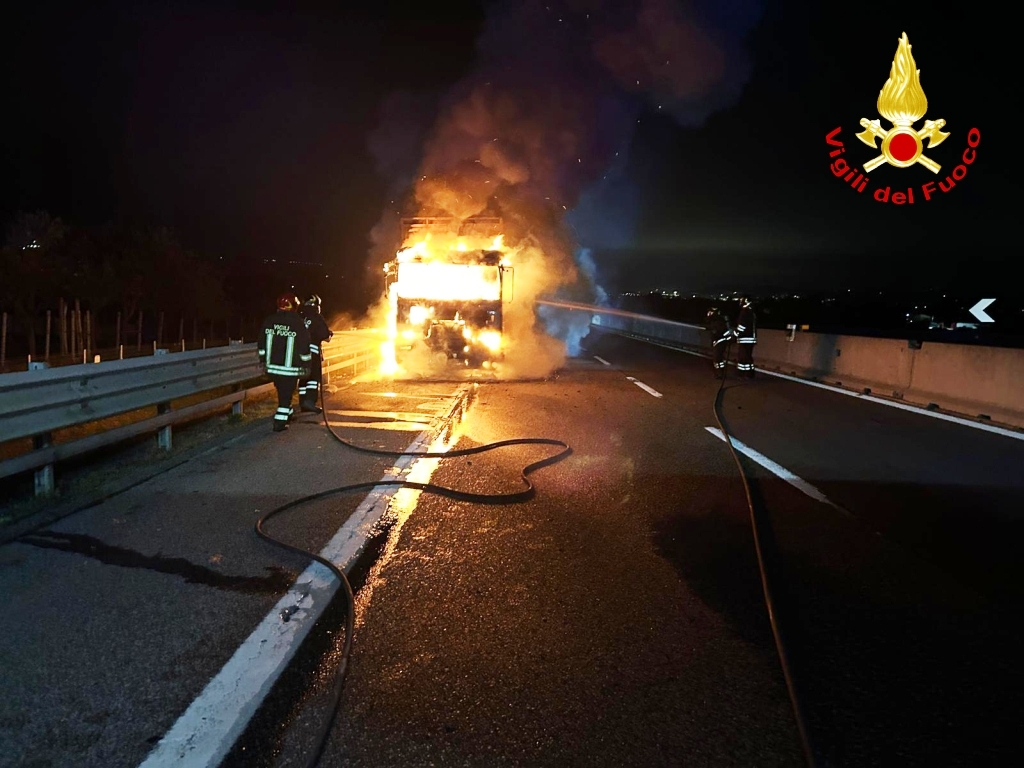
[{"left": 384, "top": 218, "right": 512, "bottom": 366}]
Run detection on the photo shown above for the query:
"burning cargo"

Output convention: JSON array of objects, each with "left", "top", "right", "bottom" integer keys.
[{"left": 382, "top": 217, "right": 514, "bottom": 369}]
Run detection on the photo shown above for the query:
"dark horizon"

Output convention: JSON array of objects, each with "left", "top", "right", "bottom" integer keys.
[{"left": 2, "top": 1, "right": 1017, "bottom": 309}]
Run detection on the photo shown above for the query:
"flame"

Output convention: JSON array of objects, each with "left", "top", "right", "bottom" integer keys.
[
  {"left": 378, "top": 226, "right": 513, "bottom": 375},
  {"left": 378, "top": 285, "right": 400, "bottom": 376},
  {"left": 390, "top": 231, "right": 509, "bottom": 303},
  {"left": 877, "top": 32, "right": 927, "bottom": 126},
  {"left": 476, "top": 329, "right": 502, "bottom": 352}
]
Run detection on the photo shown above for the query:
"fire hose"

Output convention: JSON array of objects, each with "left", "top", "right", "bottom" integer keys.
[
  {"left": 714, "top": 342, "right": 817, "bottom": 768},
  {"left": 252, "top": 343, "right": 815, "bottom": 767},
  {"left": 253, "top": 382, "right": 571, "bottom": 768}
]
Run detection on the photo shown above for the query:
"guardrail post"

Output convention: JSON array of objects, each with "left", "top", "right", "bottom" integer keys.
[
  {"left": 232, "top": 383, "right": 244, "bottom": 416},
  {"left": 157, "top": 403, "right": 172, "bottom": 450},
  {"left": 33, "top": 433, "right": 55, "bottom": 496}
]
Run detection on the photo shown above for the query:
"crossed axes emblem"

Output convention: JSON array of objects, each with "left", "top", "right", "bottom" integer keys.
[{"left": 856, "top": 118, "right": 949, "bottom": 173}]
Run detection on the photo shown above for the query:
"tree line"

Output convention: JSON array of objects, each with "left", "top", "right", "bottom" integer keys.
[{"left": 1, "top": 211, "right": 235, "bottom": 363}]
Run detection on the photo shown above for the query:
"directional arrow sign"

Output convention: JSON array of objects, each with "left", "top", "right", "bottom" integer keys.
[{"left": 969, "top": 298, "right": 996, "bottom": 323}]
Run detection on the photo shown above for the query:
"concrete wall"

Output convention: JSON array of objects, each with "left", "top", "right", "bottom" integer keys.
[
  {"left": 588, "top": 309, "right": 1024, "bottom": 430},
  {"left": 590, "top": 312, "right": 705, "bottom": 350}
]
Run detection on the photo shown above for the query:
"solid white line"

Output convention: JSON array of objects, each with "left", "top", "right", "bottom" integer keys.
[
  {"left": 626, "top": 376, "right": 663, "bottom": 398},
  {"left": 704, "top": 427, "right": 845, "bottom": 512},
  {"left": 138, "top": 406, "right": 456, "bottom": 768},
  {"left": 752, "top": 368, "right": 1024, "bottom": 442},
  {"left": 594, "top": 356, "right": 611, "bottom": 366},
  {"left": 600, "top": 328, "right": 1024, "bottom": 441}
]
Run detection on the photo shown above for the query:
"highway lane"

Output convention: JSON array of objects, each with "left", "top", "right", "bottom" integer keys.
[
  {"left": 0, "top": 379, "right": 467, "bottom": 768},
  {"left": 584, "top": 331, "right": 1024, "bottom": 765},
  {"left": 293, "top": 330, "right": 1022, "bottom": 767},
  {"left": 305, "top": 354, "right": 806, "bottom": 767},
  {"left": 4, "top": 329, "right": 1021, "bottom": 766}
]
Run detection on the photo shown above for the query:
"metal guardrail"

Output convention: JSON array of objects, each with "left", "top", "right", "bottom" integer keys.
[
  {"left": 0, "top": 335, "right": 381, "bottom": 497},
  {"left": 322, "top": 335, "right": 378, "bottom": 381},
  {"left": 0, "top": 344, "right": 263, "bottom": 444},
  {"left": 536, "top": 300, "right": 707, "bottom": 350}
]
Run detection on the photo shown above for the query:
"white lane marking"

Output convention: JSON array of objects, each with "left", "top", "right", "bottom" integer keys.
[
  {"left": 752, "top": 368, "right": 1024, "bottom": 442},
  {"left": 704, "top": 427, "right": 848, "bottom": 514},
  {"left": 625, "top": 376, "right": 663, "bottom": 398},
  {"left": 601, "top": 329, "right": 1024, "bottom": 441},
  {"left": 139, "top": 399, "right": 459, "bottom": 768},
  {"left": 594, "top": 356, "right": 611, "bottom": 366}
]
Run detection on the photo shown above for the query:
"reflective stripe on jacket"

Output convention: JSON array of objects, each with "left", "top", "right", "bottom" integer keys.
[
  {"left": 259, "top": 310, "right": 312, "bottom": 377},
  {"left": 735, "top": 306, "right": 756, "bottom": 343}
]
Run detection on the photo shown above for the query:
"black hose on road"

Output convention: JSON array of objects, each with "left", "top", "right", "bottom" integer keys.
[
  {"left": 254, "top": 382, "right": 571, "bottom": 768},
  {"left": 713, "top": 345, "right": 817, "bottom": 768}
]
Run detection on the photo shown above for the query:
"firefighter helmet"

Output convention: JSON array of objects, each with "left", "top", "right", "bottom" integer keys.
[
  {"left": 277, "top": 293, "right": 300, "bottom": 311},
  {"left": 304, "top": 294, "right": 322, "bottom": 313}
]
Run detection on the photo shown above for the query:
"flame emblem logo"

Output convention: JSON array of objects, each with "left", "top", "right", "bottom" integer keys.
[{"left": 856, "top": 33, "right": 949, "bottom": 173}]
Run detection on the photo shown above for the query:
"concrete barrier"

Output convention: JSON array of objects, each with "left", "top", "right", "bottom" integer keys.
[
  {"left": 575, "top": 303, "right": 1023, "bottom": 430},
  {"left": 748, "top": 329, "right": 1024, "bottom": 429}
]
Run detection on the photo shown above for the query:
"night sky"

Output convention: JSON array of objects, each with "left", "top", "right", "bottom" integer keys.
[{"left": 2, "top": 1, "right": 1017, "bottom": 305}]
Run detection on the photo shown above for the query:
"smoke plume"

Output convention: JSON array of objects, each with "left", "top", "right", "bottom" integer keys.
[{"left": 366, "top": 0, "right": 764, "bottom": 377}]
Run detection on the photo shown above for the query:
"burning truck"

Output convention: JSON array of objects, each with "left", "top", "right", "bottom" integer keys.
[{"left": 382, "top": 217, "right": 514, "bottom": 369}]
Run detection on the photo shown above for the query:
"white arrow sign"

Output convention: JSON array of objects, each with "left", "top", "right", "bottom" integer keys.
[{"left": 969, "top": 298, "right": 996, "bottom": 323}]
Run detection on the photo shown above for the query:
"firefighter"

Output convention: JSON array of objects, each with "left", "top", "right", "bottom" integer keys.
[
  {"left": 298, "top": 294, "right": 333, "bottom": 414},
  {"left": 259, "top": 293, "right": 312, "bottom": 432},
  {"left": 734, "top": 296, "right": 757, "bottom": 378},
  {"left": 706, "top": 307, "right": 733, "bottom": 378}
]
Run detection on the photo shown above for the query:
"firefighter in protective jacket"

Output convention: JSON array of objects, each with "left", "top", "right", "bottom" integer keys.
[
  {"left": 259, "top": 293, "right": 312, "bottom": 432},
  {"left": 706, "top": 307, "right": 733, "bottom": 378},
  {"left": 734, "top": 296, "right": 757, "bottom": 378},
  {"left": 298, "top": 294, "right": 333, "bottom": 413}
]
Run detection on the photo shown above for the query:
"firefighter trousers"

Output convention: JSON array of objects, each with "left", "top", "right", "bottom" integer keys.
[
  {"left": 300, "top": 352, "right": 322, "bottom": 408},
  {"left": 737, "top": 342, "right": 755, "bottom": 377},
  {"left": 270, "top": 374, "right": 298, "bottom": 426},
  {"left": 712, "top": 342, "right": 728, "bottom": 377}
]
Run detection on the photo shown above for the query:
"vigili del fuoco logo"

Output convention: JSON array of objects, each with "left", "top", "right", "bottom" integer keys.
[{"left": 825, "top": 32, "right": 979, "bottom": 204}]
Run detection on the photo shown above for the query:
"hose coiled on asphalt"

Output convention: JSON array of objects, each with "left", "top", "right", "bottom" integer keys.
[{"left": 254, "top": 382, "right": 570, "bottom": 768}]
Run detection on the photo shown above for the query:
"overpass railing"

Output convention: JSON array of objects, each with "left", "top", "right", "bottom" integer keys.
[{"left": 0, "top": 334, "right": 379, "bottom": 496}]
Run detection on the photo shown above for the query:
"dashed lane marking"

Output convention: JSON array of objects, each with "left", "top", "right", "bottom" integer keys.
[
  {"left": 626, "top": 377, "right": 663, "bottom": 398},
  {"left": 704, "top": 427, "right": 849, "bottom": 515},
  {"left": 594, "top": 356, "right": 611, "bottom": 366},
  {"left": 600, "top": 329, "right": 1024, "bottom": 441}
]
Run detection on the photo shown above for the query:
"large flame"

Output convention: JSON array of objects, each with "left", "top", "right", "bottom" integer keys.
[
  {"left": 377, "top": 227, "right": 512, "bottom": 377},
  {"left": 394, "top": 233, "right": 506, "bottom": 301},
  {"left": 877, "top": 32, "right": 927, "bottom": 126}
]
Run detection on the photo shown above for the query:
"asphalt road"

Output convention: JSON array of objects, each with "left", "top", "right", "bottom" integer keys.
[
  {"left": 0, "top": 378, "right": 468, "bottom": 768},
  {"left": 3, "top": 330, "right": 1022, "bottom": 767},
  {"left": 297, "top": 330, "right": 1021, "bottom": 767}
]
